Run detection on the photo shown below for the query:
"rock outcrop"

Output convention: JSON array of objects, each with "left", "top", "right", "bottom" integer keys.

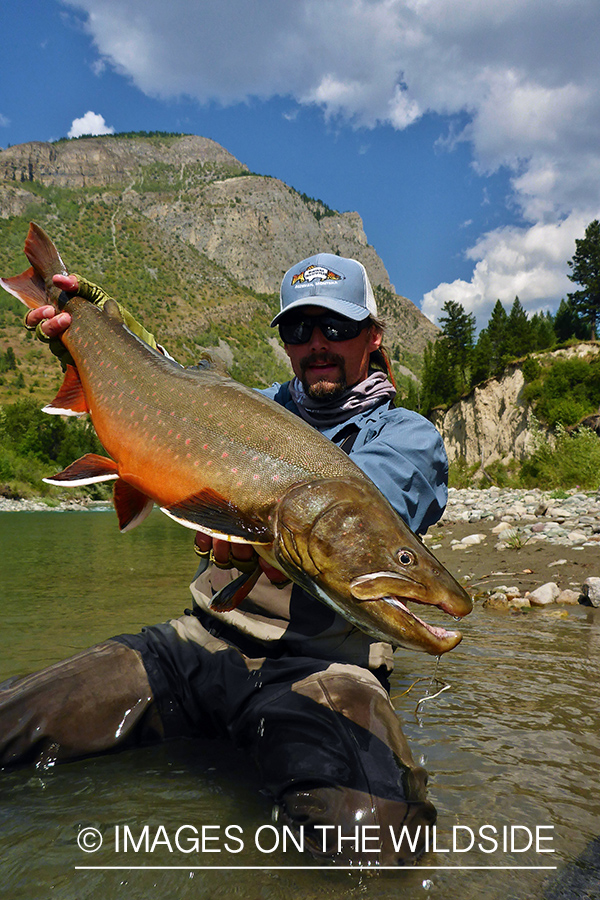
[{"left": 431, "top": 342, "right": 600, "bottom": 466}]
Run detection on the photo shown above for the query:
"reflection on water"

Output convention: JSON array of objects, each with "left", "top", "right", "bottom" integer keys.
[{"left": 1, "top": 510, "right": 599, "bottom": 899}]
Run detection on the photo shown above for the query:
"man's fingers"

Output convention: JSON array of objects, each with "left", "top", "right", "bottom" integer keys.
[
  {"left": 194, "top": 532, "right": 212, "bottom": 554},
  {"left": 194, "top": 534, "right": 255, "bottom": 565},
  {"left": 259, "top": 559, "right": 289, "bottom": 584},
  {"left": 39, "top": 312, "right": 72, "bottom": 338},
  {"left": 25, "top": 305, "right": 55, "bottom": 328},
  {"left": 53, "top": 274, "right": 79, "bottom": 293}
]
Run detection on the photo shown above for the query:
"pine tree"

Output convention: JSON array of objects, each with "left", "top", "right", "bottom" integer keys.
[
  {"left": 567, "top": 219, "right": 600, "bottom": 339},
  {"left": 506, "top": 297, "right": 531, "bottom": 358},
  {"left": 486, "top": 300, "right": 510, "bottom": 375},
  {"left": 438, "top": 299, "right": 476, "bottom": 394},
  {"left": 553, "top": 298, "right": 590, "bottom": 343}
]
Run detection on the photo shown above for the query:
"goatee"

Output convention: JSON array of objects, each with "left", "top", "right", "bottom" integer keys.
[{"left": 300, "top": 352, "right": 348, "bottom": 401}]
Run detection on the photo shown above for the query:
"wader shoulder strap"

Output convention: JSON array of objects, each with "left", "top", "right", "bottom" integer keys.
[{"left": 334, "top": 425, "right": 360, "bottom": 455}]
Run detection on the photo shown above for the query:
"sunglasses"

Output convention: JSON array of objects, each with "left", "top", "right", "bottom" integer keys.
[{"left": 278, "top": 312, "right": 369, "bottom": 345}]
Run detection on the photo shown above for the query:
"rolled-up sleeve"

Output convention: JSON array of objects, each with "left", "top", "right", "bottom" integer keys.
[{"left": 348, "top": 410, "right": 448, "bottom": 535}]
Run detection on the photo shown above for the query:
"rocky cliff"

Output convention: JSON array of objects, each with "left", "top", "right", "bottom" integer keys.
[{"left": 431, "top": 342, "right": 600, "bottom": 467}]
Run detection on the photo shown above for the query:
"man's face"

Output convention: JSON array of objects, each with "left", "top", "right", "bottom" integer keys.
[{"left": 283, "top": 306, "right": 382, "bottom": 401}]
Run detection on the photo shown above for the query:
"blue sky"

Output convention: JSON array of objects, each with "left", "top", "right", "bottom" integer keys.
[{"left": 2, "top": 0, "right": 599, "bottom": 327}]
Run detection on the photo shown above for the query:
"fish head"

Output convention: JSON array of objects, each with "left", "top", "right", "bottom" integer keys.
[{"left": 273, "top": 477, "right": 472, "bottom": 655}]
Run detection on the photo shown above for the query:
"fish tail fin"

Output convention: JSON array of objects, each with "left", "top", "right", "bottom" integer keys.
[
  {"left": 0, "top": 266, "right": 48, "bottom": 310},
  {"left": 24, "top": 222, "right": 68, "bottom": 289},
  {"left": 0, "top": 222, "right": 67, "bottom": 310}
]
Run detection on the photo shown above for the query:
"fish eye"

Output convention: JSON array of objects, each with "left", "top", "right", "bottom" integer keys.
[{"left": 397, "top": 549, "right": 415, "bottom": 566}]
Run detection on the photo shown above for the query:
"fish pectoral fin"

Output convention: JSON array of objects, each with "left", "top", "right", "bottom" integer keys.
[
  {"left": 43, "top": 365, "right": 89, "bottom": 417},
  {"left": 161, "top": 488, "right": 272, "bottom": 544},
  {"left": 113, "top": 478, "right": 155, "bottom": 532},
  {"left": 43, "top": 453, "right": 119, "bottom": 486},
  {"left": 209, "top": 564, "right": 262, "bottom": 613}
]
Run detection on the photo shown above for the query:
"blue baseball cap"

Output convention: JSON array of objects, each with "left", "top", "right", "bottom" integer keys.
[{"left": 271, "top": 253, "right": 378, "bottom": 326}]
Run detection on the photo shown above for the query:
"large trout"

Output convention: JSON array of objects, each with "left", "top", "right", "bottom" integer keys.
[{"left": 1, "top": 223, "right": 472, "bottom": 654}]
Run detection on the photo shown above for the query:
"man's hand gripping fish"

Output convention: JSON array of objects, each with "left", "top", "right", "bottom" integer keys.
[{"left": 1, "top": 223, "right": 472, "bottom": 655}]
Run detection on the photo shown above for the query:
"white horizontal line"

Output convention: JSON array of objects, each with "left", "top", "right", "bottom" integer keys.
[{"left": 75, "top": 865, "right": 558, "bottom": 871}]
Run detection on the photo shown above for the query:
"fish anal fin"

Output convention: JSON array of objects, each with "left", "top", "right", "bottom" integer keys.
[
  {"left": 113, "top": 479, "right": 154, "bottom": 532},
  {"left": 210, "top": 565, "right": 262, "bottom": 613},
  {"left": 43, "top": 453, "right": 119, "bottom": 487},
  {"left": 161, "top": 488, "right": 272, "bottom": 544},
  {"left": 42, "top": 365, "right": 89, "bottom": 417}
]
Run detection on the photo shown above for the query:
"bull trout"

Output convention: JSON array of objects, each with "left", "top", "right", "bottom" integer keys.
[{"left": 1, "top": 223, "right": 472, "bottom": 654}]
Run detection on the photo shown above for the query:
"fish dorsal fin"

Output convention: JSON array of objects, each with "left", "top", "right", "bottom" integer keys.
[
  {"left": 161, "top": 488, "right": 272, "bottom": 544},
  {"left": 113, "top": 478, "right": 154, "bottom": 532},
  {"left": 42, "top": 364, "right": 89, "bottom": 417},
  {"left": 103, "top": 297, "right": 124, "bottom": 323},
  {"left": 190, "top": 351, "right": 229, "bottom": 376},
  {"left": 43, "top": 453, "right": 119, "bottom": 486}
]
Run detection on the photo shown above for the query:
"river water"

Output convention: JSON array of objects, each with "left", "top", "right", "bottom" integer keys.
[{"left": 1, "top": 510, "right": 599, "bottom": 900}]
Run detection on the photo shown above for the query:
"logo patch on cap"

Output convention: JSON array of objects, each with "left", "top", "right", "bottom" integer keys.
[{"left": 291, "top": 265, "right": 345, "bottom": 287}]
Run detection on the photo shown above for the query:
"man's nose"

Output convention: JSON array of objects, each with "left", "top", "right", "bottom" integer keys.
[{"left": 308, "top": 325, "right": 329, "bottom": 350}]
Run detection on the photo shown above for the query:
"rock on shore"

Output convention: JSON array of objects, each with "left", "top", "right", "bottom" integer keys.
[{"left": 430, "top": 487, "right": 600, "bottom": 611}]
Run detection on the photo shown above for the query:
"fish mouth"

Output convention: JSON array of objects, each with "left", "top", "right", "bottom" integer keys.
[
  {"left": 350, "top": 571, "right": 472, "bottom": 653},
  {"left": 383, "top": 595, "right": 463, "bottom": 651},
  {"left": 350, "top": 571, "right": 472, "bottom": 615}
]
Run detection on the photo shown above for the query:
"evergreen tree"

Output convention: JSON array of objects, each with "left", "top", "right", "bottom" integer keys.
[
  {"left": 506, "top": 297, "right": 531, "bottom": 358},
  {"left": 438, "top": 299, "right": 476, "bottom": 393},
  {"left": 567, "top": 219, "right": 600, "bottom": 339},
  {"left": 486, "top": 300, "right": 510, "bottom": 375},
  {"left": 554, "top": 297, "right": 592, "bottom": 343},
  {"left": 421, "top": 339, "right": 453, "bottom": 414},
  {"left": 404, "top": 379, "right": 420, "bottom": 412},
  {"left": 470, "top": 330, "right": 492, "bottom": 386},
  {"left": 530, "top": 311, "right": 556, "bottom": 350}
]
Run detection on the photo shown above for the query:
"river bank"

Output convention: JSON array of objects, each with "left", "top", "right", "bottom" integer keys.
[
  {"left": 3, "top": 487, "right": 600, "bottom": 608},
  {"left": 431, "top": 487, "right": 600, "bottom": 609}
]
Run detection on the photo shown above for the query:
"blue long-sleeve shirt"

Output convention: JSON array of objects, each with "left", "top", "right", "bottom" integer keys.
[{"left": 261, "top": 382, "right": 448, "bottom": 534}]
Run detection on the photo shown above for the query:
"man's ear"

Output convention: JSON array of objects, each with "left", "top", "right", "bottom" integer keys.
[{"left": 368, "top": 326, "right": 383, "bottom": 352}]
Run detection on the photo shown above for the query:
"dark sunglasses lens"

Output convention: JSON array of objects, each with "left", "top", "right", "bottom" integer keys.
[
  {"left": 279, "top": 320, "right": 311, "bottom": 344},
  {"left": 320, "top": 316, "right": 363, "bottom": 341},
  {"left": 279, "top": 314, "right": 364, "bottom": 344}
]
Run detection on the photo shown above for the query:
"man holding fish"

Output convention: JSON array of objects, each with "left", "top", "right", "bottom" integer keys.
[{"left": 0, "top": 246, "right": 468, "bottom": 864}]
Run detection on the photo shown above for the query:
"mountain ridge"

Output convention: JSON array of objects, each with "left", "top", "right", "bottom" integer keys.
[{"left": 0, "top": 133, "right": 438, "bottom": 402}]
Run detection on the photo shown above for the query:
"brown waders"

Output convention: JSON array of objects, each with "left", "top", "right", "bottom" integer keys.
[{"left": 0, "top": 614, "right": 436, "bottom": 865}]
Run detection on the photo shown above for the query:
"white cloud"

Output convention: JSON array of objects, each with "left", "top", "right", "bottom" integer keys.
[
  {"left": 68, "top": 111, "right": 115, "bottom": 138},
  {"left": 0, "top": 113, "right": 9, "bottom": 127},
  {"left": 60, "top": 0, "right": 600, "bottom": 323},
  {"left": 421, "top": 213, "right": 596, "bottom": 324}
]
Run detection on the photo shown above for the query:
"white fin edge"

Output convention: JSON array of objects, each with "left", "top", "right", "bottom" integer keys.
[
  {"left": 159, "top": 507, "right": 268, "bottom": 543},
  {"left": 42, "top": 405, "right": 87, "bottom": 418},
  {"left": 119, "top": 498, "right": 155, "bottom": 533},
  {"left": 43, "top": 473, "right": 119, "bottom": 487}
]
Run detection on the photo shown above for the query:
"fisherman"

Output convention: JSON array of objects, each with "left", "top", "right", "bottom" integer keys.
[{"left": 2, "top": 253, "right": 448, "bottom": 865}]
